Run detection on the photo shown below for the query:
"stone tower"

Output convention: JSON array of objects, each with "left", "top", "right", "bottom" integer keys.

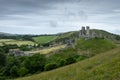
[
  {"left": 86, "top": 26, "right": 90, "bottom": 38},
  {"left": 79, "top": 26, "right": 91, "bottom": 39},
  {"left": 80, "top": 26, "right": 86, "bottom": 37}
]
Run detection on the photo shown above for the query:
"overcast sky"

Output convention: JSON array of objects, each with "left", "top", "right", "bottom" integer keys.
[{"left": 0, "top": 0, "right": 120, "bottom": 34}]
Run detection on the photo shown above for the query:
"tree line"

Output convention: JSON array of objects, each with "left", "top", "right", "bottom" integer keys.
[{"left": 0, "top": 47, "right": 87, "bottom": 79}]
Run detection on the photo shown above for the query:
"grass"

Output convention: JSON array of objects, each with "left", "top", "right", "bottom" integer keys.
[
  {"left": 0, "top": 39, "right": 35, "bottom": 46},
  {"left": 15, "top": 46, "right": 120, "bottom": 80},
  {"left": 33, "top": 36, "right": 58, "bottom": 44},
  {"left": 25, "top": 45, "right": 66, "bottom": 54},
  {"left": 76, "top": 38, "right": 116, "bottom": 56}
]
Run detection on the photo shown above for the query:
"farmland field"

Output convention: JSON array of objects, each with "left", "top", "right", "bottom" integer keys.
[
  {"left": 33, "top": 35, "right": 58, "bottom": 44},
  {"left": 0, "top": 39, "right": 35, "bottom": 46},
  {"left": 25, "top": 45, "right": 66, "bottom": 54}
]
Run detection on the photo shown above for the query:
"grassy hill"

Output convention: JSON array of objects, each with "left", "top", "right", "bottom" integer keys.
[
  {"left": 15, "top": 44, "right": 120, "bottom": 80},
  {"left": 53, "top": 31, "right": 79, "bottom": 44},
  {"left": 76, "top": 38, "right": 116, "bottom": 56},
  {"left": 50, "top": 38, "right": 116, "bottom": 57},
  {"left": 33, "top": 35, "right": 58, "bottom": 44},
  {"left": 14, "top": 38, "right": 119, "bottom": 80},
  {"left": 53, "top": 29, "right": 120, "bottom": 44},
  {"left": 45, "top": 38, "right": 116, "bottom": 64}
]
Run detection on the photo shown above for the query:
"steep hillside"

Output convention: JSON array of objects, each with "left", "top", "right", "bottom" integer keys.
[
  {"left": 46, "top": 38, "right": 115, "bottom": 62},
  {"left": 15, "top": 45, "right": 120, "bottom": 80},
  {"left": 76, "top": 38, "right": 116, "bottom": 56},
  {"left": 43, "top": 38, "right": 116, "bottom": 66},
  {"left": 15, "top": 38, "right": 118, "bottom": 80}
]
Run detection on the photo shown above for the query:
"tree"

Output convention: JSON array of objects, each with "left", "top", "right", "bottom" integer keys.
[
  {"left": 0, "top": 76, "right": 6, "bottom": 80},
  {"left": 23, "top": 54, "right": 46, "bottom": 73},
  {"left": 10, "top": 65, "right": 18, "bottom": 77},
  {"left": 65, "top": 57, "right": 76, "bottom": 65},
  {"left": 17, "top": 67, "right": 28, "bottom": 77},
  {"left": 0, "top": 52, "right": 6, "bottom": 68},
  {"left": 57, "top": 59, "right": 66, "bottom": 67},
  {"left": 30, "top": 54, "right": 46, "bottom": 73},
  {"left": 44, "top": 63, "right": 58, "bottom": 71}
]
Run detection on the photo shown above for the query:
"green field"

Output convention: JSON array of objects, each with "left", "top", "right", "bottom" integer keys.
[
  {"left": 15, "top": 46, "right": 120, "bottom": 80},
  {"left": 33, "top": 36, "right": 58, "bottom": 44},
  {"left": 0, "top": 39, "right": 35, "bottom": 46}
]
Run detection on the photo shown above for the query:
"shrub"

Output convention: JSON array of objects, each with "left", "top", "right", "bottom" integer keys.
[
  {"left": 23, "top": 54, "right": 46, "bottom": 73},
  {"left": 0, "top": 52, "right": 6, "bottom": 68},
  {"left": 10, "top": 65, "right": 18, "bottom": 77},
  {"left": 58, "top": 59, "right": 66, "bottom": 67},
  {"left": 18, "top": 67, "right": 28, "bottom": 77},
  {"left": 65, "top": 57, "right": 76, "bottom": 65},
  {"left": 0, "top": 76, "right": 6, "bottom": 80},
  {"left": 75, "top": 55, "right": 87, "bottom": 61},
  {"left": 44, "top": 63, "right": 58, "bottom": 71}
]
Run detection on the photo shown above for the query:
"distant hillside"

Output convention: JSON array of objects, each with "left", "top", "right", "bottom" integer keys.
[
  {"left": 15, "top": 41, "right": 120, "bottom": 80},
  {"left": 0, "top": 32, "right": 15, "bottom": 36},
  {"left": 0, "top": 32, "right": 35, "bottom": 41}
]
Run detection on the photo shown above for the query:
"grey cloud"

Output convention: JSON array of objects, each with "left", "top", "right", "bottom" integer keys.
[
  {"left": 0, "top": 0, "right": 82, "bottom": 20},
  {"left": 0, "top": 0, "right": 120, "bottom": 34},
  {"left": 49, "top": 21, "right": 58, "bottom": 27}
]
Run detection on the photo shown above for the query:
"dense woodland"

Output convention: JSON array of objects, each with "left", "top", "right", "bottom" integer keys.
[{"left": 0, "top": 45, "right": 86, "bottom": 79}]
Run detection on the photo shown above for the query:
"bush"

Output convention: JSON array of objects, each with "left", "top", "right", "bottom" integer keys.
[
  {"left": 75, "top": 55, "right": 87, "bottom": 61},
  {"left": 18, "top": 67, "right": 28, "bottom": 77},
  {"left": 19, "top": 45, "right": 32, "bottom": 51},
  {"left": 0, "top": 52, "right": 6, "bottom": 68},
  {"left": 44, "top": 63, "right": 58, "bottom": 71},
  {"left": 65, "top": 57, "right": 76, "bottom": 65},
  {"left": 22, "top": 54, "right": 46, "bottom": 74},
  {"left": 10, "top": 65, "right": 18, "bottom": 77},
  {"left": 57, "top": 59, "right": 66, "bottom": 67},
  {"left": 0, "top": 76, "right": 6, "bottom": 80}
]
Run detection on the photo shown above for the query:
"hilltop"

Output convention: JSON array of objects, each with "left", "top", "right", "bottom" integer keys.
[{"left": 53, "top": 29, "right": 120, "bottom": 44}]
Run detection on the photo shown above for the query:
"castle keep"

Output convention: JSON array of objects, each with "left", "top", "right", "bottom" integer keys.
[{"left": 79, "top": 26, "right": 96, "bottom": 39}]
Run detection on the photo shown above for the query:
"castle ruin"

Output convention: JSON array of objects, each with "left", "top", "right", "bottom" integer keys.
[{"left": 79, "top": 26, "right": 96, "bottom": 39}]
